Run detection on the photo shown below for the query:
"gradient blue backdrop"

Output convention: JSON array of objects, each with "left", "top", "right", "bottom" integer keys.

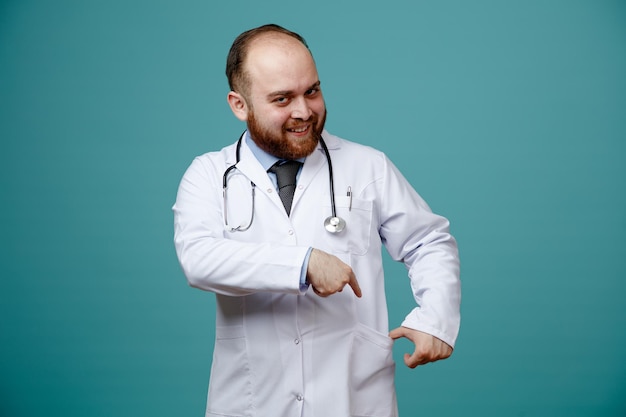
[{"left": 1, "top": 1, "right": 624, "bottom": 416}]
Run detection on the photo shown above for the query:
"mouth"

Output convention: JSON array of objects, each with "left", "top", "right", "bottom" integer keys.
[{"left": 285, "top": 124, "right": 311, "bottom": 136}]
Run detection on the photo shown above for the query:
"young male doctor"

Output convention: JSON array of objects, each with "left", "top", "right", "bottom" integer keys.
[{"left": 173, "top": 24, "right": 461, "bottom": 417}]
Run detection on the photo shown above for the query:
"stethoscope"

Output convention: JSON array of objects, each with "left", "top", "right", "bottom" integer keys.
[{"left": 223, "top": 133, "right": 347, "bottom": 234}]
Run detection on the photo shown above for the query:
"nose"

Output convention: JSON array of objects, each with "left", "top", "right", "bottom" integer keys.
[{"left": 290, "top": 97, "right": 313, "bottom": 120}]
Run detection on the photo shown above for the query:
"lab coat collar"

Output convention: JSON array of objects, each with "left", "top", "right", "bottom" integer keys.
[
  {"left": 226, "top": 130, "right": 339, "bottom": 211},
  {"left": 319, "top": 129, "right": 340, "bottom": 150},
  {"left": 229, "top": 136, "right": 275, "bottom": 192}
]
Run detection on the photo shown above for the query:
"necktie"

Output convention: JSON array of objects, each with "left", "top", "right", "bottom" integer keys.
[{"left": 268, "top": 160, "right": 302, "bottom": 215}]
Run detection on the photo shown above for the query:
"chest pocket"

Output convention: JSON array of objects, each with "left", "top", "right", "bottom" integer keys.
[{"left": 317, "top": 195, "right": 374, "bottom": 255}]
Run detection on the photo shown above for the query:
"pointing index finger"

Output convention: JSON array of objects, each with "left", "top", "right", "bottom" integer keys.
[{"left": 348, "top": 274, "right": 362, "bottom": 298}]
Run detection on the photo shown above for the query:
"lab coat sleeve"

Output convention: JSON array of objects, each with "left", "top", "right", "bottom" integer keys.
[
  {"left": 378, "top": 156, "right": 461, "bottom": 347},
  {"left": 172, "top": 156, "right": 309, "bottom": 296}
]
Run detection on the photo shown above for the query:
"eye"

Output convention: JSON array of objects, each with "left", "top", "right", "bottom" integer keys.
[
  {"left": 273, "top": 97, "right": 289, "bottom": 105},
  {"left": 305, "top": 88, "right": 319, "bottom": 96}
]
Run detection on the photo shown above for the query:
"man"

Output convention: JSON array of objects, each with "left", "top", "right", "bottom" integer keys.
[{"left": 173, "top": 24, "right": 460, "bottom": 417}]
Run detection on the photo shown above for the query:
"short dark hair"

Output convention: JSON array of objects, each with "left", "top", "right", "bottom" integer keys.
[{"left": 226, "top": 24, "right": 309, "bottom": 96}]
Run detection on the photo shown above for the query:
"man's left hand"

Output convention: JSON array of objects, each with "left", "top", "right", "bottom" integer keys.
[{"left": 389, "top": 326, "right": 453, "bottom": 368}]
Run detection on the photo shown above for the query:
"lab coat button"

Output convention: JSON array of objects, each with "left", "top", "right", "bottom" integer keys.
[
  {"left": 296, "top": 394, "right": 303, "bottom": 401},
  {"left": 288, "top": 229, "right": 294, "bottom": 235},
  {"left": 294, "top": 338, "right": 300, "bottom": 345},
  {"left": 267, "top": 188, "right": 273, "bottom": 193}
]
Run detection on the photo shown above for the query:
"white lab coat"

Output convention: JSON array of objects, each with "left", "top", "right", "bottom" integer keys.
[{"left": 173, "top": 131, "right": 460, "bottom": 417}]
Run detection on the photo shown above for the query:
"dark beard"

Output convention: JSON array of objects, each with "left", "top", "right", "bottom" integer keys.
[{"left": 247, "top": 110, "right": 326, "bottom": 160}]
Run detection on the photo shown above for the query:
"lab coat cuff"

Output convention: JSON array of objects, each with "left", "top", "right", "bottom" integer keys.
[
  {"left": 401, "top": 308, "right": 459, "bottom": 348},
  {"left": 299, "top": 247, "right": 313, "bottom": 294}
]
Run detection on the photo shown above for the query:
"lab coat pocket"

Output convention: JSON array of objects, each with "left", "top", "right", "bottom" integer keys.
[
  {"left": 321, "top": 196, "right": 373, "bottom": 255},
  {"left": 349, "top": 323, "right": 397, "bottom": 417},
  {"left": 206, "top": 326, "right": 251, "bottom": 417}
]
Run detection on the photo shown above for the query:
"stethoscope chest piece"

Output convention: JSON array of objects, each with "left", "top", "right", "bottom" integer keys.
[{"left": 324, "top": 216, "right": 346, "bottom": 233}]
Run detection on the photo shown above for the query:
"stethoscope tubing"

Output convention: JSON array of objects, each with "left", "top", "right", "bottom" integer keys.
[
  {"left": 223, "top": 132, "right": 344, "bottom": 233},
  {"left": 318, "top": 136, "right": 338, "bottom": 220}
]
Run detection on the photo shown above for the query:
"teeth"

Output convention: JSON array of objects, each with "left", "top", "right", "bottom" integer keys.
[{"left": 290, "top": 126, "right": 308, "bottom": 133}]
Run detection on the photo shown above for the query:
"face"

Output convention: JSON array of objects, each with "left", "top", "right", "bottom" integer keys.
[{"left": 228, "top": 34, "right": 327, "bottom": 160}]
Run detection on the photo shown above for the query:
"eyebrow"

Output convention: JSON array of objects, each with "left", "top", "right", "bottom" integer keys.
[{"left": 267, "top": 81, "right": 321, "bottom": 99}]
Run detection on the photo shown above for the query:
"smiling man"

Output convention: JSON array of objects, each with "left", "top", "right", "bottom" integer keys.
[
  {"left": 227, "top": 33, "right": 326, "bottom": 160},
  {"left": 173, "top": 24, "right": 461, "bottom": 417}
]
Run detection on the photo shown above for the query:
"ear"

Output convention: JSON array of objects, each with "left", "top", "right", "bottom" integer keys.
[{"left": 227, "top": 91, "right": 249, "bottom": 122}]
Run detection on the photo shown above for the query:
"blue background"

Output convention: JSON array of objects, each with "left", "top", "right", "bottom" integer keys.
[{"left": 1, "top": 1, "right": 625, "bottom": 416}]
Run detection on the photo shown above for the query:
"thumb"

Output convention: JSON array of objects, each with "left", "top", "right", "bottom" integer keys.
[{"left": 388, "top": 326, "right": 405, "bottom": 340}]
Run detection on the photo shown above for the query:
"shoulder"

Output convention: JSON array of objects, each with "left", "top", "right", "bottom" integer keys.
[
  {"left": 179, "top": 141, "right": 238, "bottom": 185},
  {"left": 322, "top": 131, "right": 389, "bottom": 166},
  {"left": 191, "top": 141, "right": 237, "bottom": 168},
  {"left": 322, "top": 131, "right": 386, "bottom": 157}
]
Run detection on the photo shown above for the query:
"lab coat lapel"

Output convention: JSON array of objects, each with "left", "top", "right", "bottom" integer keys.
[
  {"left": 231, "top": 139, "right": 285, "bottom": 212},
  {"left": 294, "top": 132, "right": 341, "bottom": 209}
]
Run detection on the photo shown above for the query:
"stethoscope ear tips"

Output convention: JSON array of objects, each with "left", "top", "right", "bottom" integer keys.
[{"left": 324, "top": 216, "right": 346, "bottom": 233}]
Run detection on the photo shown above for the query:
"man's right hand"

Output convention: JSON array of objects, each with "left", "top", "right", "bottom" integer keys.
[{"left": 306, "top": 249, "right": 362, "bottom": 297}]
